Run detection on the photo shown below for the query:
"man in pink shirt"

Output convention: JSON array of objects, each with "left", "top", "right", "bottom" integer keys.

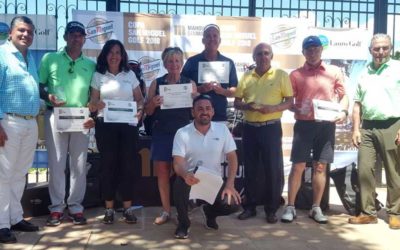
[{"left": 281, "top": 36, "right": 349, "bottom": 224}]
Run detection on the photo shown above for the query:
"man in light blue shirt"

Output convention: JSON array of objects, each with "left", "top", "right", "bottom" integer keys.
[{"left": 0, "top": 16, "right": 40, "bottom": 244}]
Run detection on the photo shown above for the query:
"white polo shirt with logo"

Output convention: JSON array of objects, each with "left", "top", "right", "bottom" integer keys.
[
  {"left": 172, "top": 122, "right": 237, "bottom": 176},
  {"left": 90, "top": 70, "right": 140, "bottom": 117}
]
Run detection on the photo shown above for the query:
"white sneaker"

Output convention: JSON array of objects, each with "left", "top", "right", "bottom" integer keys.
[
  {"left": 309, "top": 206, "right": 328, "bottom": 224},
  {"left": 281, "top": 206, "right": 296, "bottom": 223}
]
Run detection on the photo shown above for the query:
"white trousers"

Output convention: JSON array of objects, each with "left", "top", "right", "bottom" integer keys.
[
  {"left": 0, "top": 115, "right": 37, "bottom": 229},
  {"left": 45, "top": 110, "right": 89, "bottom": 214}
]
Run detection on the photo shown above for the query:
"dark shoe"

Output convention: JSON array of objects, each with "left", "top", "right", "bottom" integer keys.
[
  {"left": 348, "top": 214, "right": 377, "bottom": 224},
  {"left": 46, "top": 212, "right": 64, "bottom": 226},
  {"left": 102, "top": 208, "right": 115, "bottom": 224},
  {"left": 0, "top": 228, "right": 17, "bottom": 244},
  {"left": 266, "top": 213, "right": 278, "bottom": 224},
  {"left": 10, "top": 220, "right": 39, "bottom": 232},
  {"left": 201, "top": 205, "right": 218, "bottom": 230},
  {"left": 280, "top": 196, "right": 285, "bottom": 206},
  {"left": 69, "top": 212, "right": 87, "bottom": 225},
  {"left": 389, "top": 215, "right": 400, "bottom": 230},
  {"left": 123, "top": 207, "right": 138, "bottom": 224},
  {"left": 174, "top": 225, "right": 189, "bottom": 239},
  {"left": 237, "top": 209, "right": 256, "bottom": 220}
]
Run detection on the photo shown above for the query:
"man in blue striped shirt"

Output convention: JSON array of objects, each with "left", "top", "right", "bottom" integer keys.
[{"left": 0, "top": 16, "right": 40, "bottom": 244}]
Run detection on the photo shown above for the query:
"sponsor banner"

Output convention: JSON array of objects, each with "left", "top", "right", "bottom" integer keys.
[
  {"left": 309, "top": 27, "right": 370, "bottom": 60},
  {"left": 216, "top": 16, "right": 261, "bottom": 54},
  {"left": 124, "top": 13, "right": 170, "bottom": 51},
  {"left": 73, "top": 10, "right": 123, "bottom": 50},
  {"left": 172, "top": 15, "right": 216, "bottom": 53},
  {"left": 0, "top": 14, "right": 56, "bottom": 50},
  {"left": 261, "top": 17, "right": 312, "bottom": 55}
]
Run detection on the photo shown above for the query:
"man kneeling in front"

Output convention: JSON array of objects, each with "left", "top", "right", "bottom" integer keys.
[{"left": 172, "top": 94, "right": 241, "bottom": 239}]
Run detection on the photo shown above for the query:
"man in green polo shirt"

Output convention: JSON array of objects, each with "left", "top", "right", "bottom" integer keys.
[
  {"left": 349, "top": 33, "right": 400, "bottom": 230},
  {"left": 39, "top": 21, "right": 95, "bottom": 226}
]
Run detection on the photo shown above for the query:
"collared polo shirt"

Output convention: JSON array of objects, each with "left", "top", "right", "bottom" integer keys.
[
  {"left": 354, "top": 59, "right": 400, "bottom": 120},
  {"left": 39, "top": 47, "right": 95, "bottom": 107},
  {"left": 0, "top": 41, "right": 39, "bottom": 119},
  {"left": 290, "top": 62, "right": 345, "bottom": 121},
  {"left": 172, "top": 122, "right": 237, "bottom": 176},
  {"left": 181, "top": 51, "right": 238, "bottom": 121},
  {"left": 91, "top": 70, "right": 140, "bottom": 117},
  {"left": 235, "top": 67, "right": 293, "bottom": 122}
]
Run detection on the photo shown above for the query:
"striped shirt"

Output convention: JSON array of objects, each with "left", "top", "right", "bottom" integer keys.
[{"left": 0, "top": 41, "right": 40, "bottom": 119}]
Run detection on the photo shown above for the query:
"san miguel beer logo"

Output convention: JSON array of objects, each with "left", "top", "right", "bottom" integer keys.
[
  {"left": 270, "top": 24, "right": 297, "bottom": 49},
  {"left": 138, "top": 56, "right": 161, "bottom": 83},
  {"left": 86, "top": 18, "right": 114, "bottom": 44}
]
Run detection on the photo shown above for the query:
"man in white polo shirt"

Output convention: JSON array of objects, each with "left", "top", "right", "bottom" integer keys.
[{"left": 172, "top": 94, "right": 241, "bottom": 239}]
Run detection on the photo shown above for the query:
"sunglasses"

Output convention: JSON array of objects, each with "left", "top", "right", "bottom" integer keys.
[
  {"left": 164, "top": 47, "right": 183, "bottom": 53},
  {"left": 68, "top": 61, "right": 75, "bottom": 73}
]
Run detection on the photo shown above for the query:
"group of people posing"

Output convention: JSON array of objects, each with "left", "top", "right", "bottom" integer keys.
[{"left": 0, "top": 15, "right": 399, "bottom": 244}]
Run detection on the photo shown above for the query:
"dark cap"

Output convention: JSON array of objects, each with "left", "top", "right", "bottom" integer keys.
[
  {"left": 65, "top": 21, "right": 86, "bottom": 35},
  {"left": 302, "top": 35, "right": 322, "bottom": 49}
]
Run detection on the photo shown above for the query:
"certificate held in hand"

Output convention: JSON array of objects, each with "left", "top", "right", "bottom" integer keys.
[
  {"left": 103, "top": 99, "right": 138, "bottom": 124},
  {"left": 312, "top": 99, "right": 342, "bottom": 121},
  {"left": 54, "top": 107, "right": 89, "bottom": 132},
  {"left": 198, "top": 61, "right": 230, "bottom": 84},
  {"left": 189, "top": 167, "right": 223, "bottom": 205},
  {"left": 159, "top": 83, "right": 192, "bottom": 110}
]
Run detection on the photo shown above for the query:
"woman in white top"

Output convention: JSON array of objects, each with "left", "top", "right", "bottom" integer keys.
[{"left": 89, "top": 39, "right": 144, "bottom": 225}]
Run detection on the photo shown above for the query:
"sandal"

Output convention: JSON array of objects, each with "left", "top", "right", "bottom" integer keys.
[{"left": 154, "top": 211, "right": 170, "bottom": 225}]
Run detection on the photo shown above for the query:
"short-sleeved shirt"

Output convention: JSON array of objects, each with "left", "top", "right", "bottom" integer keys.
[
  {"left": 354, "top": 59, "right": 400, "bottom": 120},
  {"left": 181, "top": 51, "right": 238, "bottom": 121},
  {"left": 39, "top": 47, "right": 96, "bottom": 107},
  {"left": 91, "top": 70, "right": 140, "bottom": 117},
  {"left": 0, "top": 41, "right": 40, "bottom": 118},
  {"left": 235, "top": 67, "right": 293, "bottom": 122},
  {"left": 290, "top": 62, "right": 345, "bottom": 121},
  {"left": 172, "top": 122, "right": 237, "bottom": 176}
]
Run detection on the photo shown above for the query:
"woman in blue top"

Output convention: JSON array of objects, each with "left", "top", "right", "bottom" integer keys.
[{"left": 145, "top": 47, "right": 197, "bottom": 225}]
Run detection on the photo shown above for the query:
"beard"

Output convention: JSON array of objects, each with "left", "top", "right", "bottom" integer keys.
[{"left": 197, "top": 115, "right": 211, "bottom": 125}]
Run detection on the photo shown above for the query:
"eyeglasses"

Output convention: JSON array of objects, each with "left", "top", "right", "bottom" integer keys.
[{"left": 68, "top": 61, "right": 75, "bottom": 73}]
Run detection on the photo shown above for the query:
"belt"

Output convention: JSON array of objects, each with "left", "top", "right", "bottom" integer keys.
[
  {"left": 6, "top": 113, "right": 36, "bottom": 120},
  {"left": 244, "top": 119, "right": 280, "bottom": 127}
]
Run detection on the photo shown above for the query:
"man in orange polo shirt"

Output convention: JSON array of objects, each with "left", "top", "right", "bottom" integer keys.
[{"left": 281, "top": 36, "right": 349, "bottom": 224}]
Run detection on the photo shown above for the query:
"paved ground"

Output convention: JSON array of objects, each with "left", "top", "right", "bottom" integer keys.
[{"left": 2, "top": 187, "right": 397, "bottom": 250}]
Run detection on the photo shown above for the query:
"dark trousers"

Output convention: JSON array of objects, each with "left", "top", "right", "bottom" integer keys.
[
  {"left": 242, "top": 121, "right": 283, "bottom": 213},
  {"left": 173, "top": 176, "right": 239, "bottom": 227},
  {"left": 95, "top": 119, "right": 138, "bottom": 201}
]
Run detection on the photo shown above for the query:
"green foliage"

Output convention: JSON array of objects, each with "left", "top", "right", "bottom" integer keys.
[{"left": 393, "top": 51, "right": 400, "bottom": 60}]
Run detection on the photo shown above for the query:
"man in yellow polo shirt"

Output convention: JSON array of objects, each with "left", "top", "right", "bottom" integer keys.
[{"left": 234, "top": 42, "right": 293, "bottom": 223}]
